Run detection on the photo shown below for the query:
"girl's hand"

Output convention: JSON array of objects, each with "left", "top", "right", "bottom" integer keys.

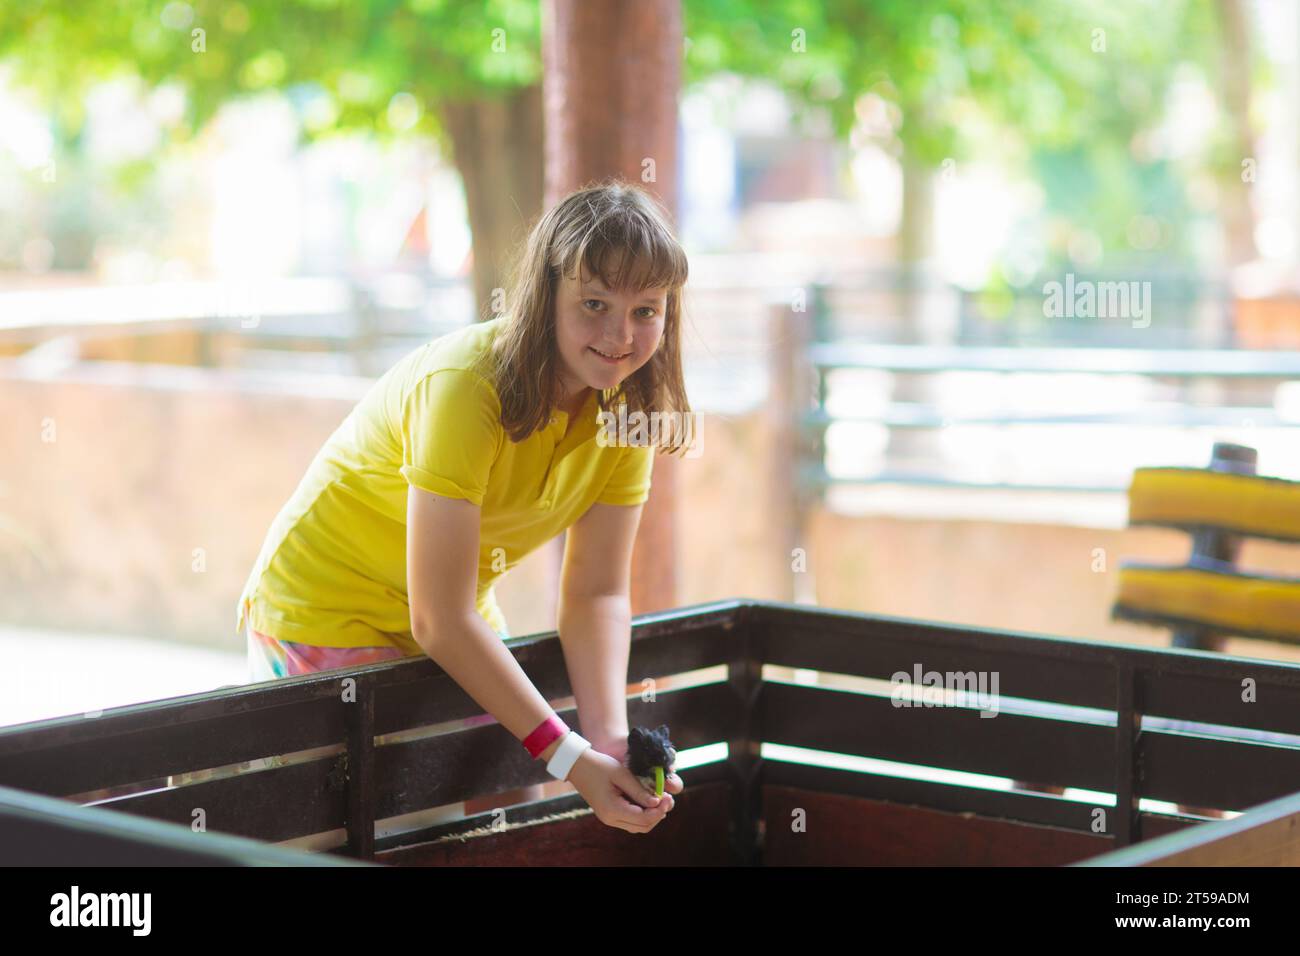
[
  {"left": 590, "top": 736, "right": 684, "bottom": 798},
  {"left": 591, "top": 736, "right": 629, "bottom": 763},
  {"left": 566, "top": 748, "right": 677, "bottom": 833}
]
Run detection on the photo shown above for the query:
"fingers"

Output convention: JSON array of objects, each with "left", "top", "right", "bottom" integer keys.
[
  {"left": 617, "top": 795, "right": 665, "bottom": 818},
  {"left": 616, "top": 793, "right": 674, "bottom": 832},
  {"left": 600, "top": 777, "right": 679, "bottom": 833},
  {"left": 606, "top": 807, "right": 657, "bottom": 833},
  {"left": 617, "top": 773, "right": 663, "bottom": 808},
  {"left": 615, "top": 816, "right": 659, "bottom": 834}
]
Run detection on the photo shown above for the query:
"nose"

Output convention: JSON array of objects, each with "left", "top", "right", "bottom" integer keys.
[{"left": 602, "top": 311, "right": 634, "bottom": 346}]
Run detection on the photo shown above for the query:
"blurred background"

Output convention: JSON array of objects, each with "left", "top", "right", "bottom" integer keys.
[{"left": 4, "top": 0, "right": 1300, "bottom": 726}]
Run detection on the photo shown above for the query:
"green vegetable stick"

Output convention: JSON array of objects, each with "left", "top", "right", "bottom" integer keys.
[{"left": 654, "top": 766, "right": 664, "bottom": 798}]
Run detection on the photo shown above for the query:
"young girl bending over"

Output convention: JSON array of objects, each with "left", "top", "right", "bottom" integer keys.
[{"left": 236, "top": 180, "right": 693, "bottom": 833}]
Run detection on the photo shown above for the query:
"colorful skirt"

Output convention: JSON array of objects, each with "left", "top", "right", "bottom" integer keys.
[
  {"left": 246, "top": 623, "right": 411, "bottom": 682},
  {"left": 244, "top": 600, "right": 510, "bottom": 683}
]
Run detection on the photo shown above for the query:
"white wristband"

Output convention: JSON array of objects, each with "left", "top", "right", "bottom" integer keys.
[{"left": 545, "top": 731, "right": 591, "bottom": 781}]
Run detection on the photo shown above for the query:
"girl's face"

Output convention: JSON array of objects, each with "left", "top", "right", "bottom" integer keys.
[{"left": 553, "top": 267, "right": 668, "bottom": 403}]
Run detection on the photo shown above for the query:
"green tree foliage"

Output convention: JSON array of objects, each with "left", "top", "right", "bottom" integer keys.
[
  {"left": 683, "top": 0, "right": 1229, "bottom": 272},
  {"left": 0, "top": 0, "right": 1243, "bottom": 278},
  {"left": 0, "top": 0, "right": 541, "bottom": 150},
  {"left": 684, "top": 1, "right": 1211, "bottom": 162}
]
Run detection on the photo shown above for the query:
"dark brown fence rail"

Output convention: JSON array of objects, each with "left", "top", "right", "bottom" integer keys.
[
  {"left": 3, "top": 598, "right": 1299, "bottom": 865},
  {"left": 751, "top": 604, "right": 1300, "bottom": 848},
  {"left": 0, "top": 783, "right": 371, "bottom": 866}
]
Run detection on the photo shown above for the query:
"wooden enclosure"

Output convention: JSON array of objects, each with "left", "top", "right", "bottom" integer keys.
[{"left": 3, "top": 599, "right": 1299, "bottom": 866}]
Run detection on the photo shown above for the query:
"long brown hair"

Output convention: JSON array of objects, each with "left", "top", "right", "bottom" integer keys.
[{"left": 480, "top": 178, "right": 692, "bottom": 453}]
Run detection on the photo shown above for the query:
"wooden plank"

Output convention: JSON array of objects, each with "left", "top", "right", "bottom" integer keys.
[
  {"left": 1078, "top": 789, "right": 1300, "bottom": 866},
  {"left": 373, "top": 759, "right": 733, "bottom": 854},
  {"left": 1126, "top": 466, "right": 1300, "bottom": 544},
  {"left": 761, "top": 786, "right": 1108, "bottom": 866},
  {"left": 375, "top": 781, "right": 733, "bottom": 867},
  {"left": 0, "top": 693, "right": 348, "bottom": 797},
  {"left": 84, "top": 754, "right": 348, "bottom": 844},
  {"left": 0, "top": 606, "right": 740, "bottom": 798},
  {"left": 371, "top": 615, "right": 737, "bottom": 736},
  {"left": 757, "top": 604, "right": 1116, "bottom": 709},
  {"left": 1143, "top": 814, "right": 1204, "bottom": 840},
  {"left": 759, "top": 681, "right": 1116, "bottom": 793},
  {"left": 761, "top": 759, "right": 1130, "bottom": 834},
  {"left": 1141, "top": 669, "right": 1300, "bottom": 736},
  {"left": 1115, "top": 563, "right": 1300, "bottom": 644},
  {"left": 0, "top": 783, "right": 368, "bottom": 866},
  {"left": 1141, "top": 730, "right": 1300, "bottom": 811},
  {"left": 756, "top": 601, "right": 1300, "bottom": 730},
  {"left": 5, "top": 599, "right": 1294, "bottom": 864},
  {"left": 373, "top": 682, "right": 738, "bottom": 819}
]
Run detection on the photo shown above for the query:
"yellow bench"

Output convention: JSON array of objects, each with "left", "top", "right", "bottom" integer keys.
[{"left": 1113, "top": 442, "right": 1300, "bottom": 649}]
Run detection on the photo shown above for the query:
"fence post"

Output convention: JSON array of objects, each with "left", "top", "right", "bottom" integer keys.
[
  {"left": 344, "top": 675, "right": 377, "bottom": 860},
  {"left": 726, "top": 604, "right": 763, "bottom": 865},
  {"left": 1114, "top": 661, "right": 1143, "bottom": 846}
]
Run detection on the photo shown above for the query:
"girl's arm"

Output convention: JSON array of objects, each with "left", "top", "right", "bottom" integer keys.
[
  {"left": 407, "top": 486, "right": 571, "bottom": 762},
  {"left": 407, "top": 485, "right": 674, "bottom": 831},
  {"left": 555, "top": 500, "right": 644, "bottom": 761}
]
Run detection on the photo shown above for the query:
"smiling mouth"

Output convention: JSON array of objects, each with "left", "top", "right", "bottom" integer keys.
[{"left": 589, "top": 346, "right": 631, "bottom": 361}]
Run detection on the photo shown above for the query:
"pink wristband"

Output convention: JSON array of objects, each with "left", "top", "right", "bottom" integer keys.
[{"left": 523, "top": 715, "right": 569, "bottom": 759}]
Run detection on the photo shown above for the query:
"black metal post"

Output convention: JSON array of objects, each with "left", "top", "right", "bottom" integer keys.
[
  {"left": 344, "top": 674, "right": 377, "bottom": 860},
  {"left": 726, "top": 605, "right": 763, "bottom": 865},
  {"left": 1172, "top": 441, "right": 1257, "bottom": 651},
  {"left": 1114, "top": 661, "right": 1142, "bottom": 846}
]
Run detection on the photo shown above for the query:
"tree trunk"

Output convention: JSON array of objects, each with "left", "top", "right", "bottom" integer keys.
[
  {"left": 886, "top": 139, "right": 938, "bottom": 472},
  {"left": 440, "top": 84, "right": 546, "bottom": 321},
  {"left": 1216, "top": 0, "right": 1257, "bottom": 267},
  {"left": 543, "top": 0, "right": 684, "bottom": 620}
]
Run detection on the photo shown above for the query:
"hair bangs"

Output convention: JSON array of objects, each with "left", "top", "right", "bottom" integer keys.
[{"left": 568, "top": 210, "right": 688, "bottom": 295}]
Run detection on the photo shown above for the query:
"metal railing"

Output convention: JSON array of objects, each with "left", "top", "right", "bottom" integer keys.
[{"left": 770, "top": 283, "right": 1300, "bottom": 499}]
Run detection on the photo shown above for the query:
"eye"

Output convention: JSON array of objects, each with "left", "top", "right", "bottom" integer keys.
[
  {"left": 637, "top": 307, "right": 659, "bottom": 318},
  {"left": 583, "top": 299, "right": 605, "bottom": 311}
]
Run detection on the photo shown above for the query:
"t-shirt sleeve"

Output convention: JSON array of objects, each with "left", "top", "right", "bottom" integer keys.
[
  {"left": 595, "top": 442, "right": 655, "bottom": 506},
  {"left": 399, "top": 369, "right": 502, "bottom": 507}
]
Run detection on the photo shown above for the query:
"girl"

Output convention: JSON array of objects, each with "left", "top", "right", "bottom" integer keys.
[{"left": 235, "top": 180, "right": 691, "bottom": 834}]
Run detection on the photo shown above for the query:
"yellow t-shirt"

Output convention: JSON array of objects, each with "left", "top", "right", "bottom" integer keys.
[{"left": 236, "top": 316, "right": 655, "bottom": 653}]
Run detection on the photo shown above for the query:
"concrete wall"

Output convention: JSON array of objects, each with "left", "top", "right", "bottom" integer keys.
[{"left": 4, "top": 357, "right": 1300, "bottom": 665}]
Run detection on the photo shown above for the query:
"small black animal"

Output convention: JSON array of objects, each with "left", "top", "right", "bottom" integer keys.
[{"left": 627, "top": 724, "right": 677, "bottom": 794}]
